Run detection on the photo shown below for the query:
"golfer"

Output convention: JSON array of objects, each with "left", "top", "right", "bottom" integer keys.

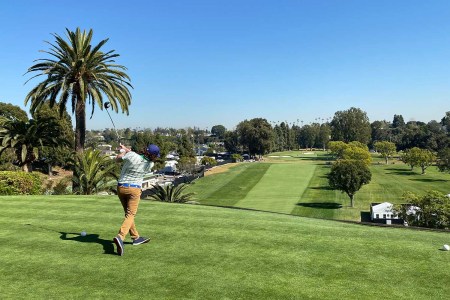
[{"left": 113, "top": 143, "right": 160, "bottom": 256}]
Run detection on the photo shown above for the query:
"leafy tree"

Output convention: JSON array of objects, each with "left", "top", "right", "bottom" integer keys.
[
  {"left": 317, "top": 123, "right": 331, "bottom": 150},
  {"left": 237, "top": 118, "right": 273, "bottom": 156},
  {"left": 211, "top": 125, "right": 226, "bottom": 139},
  {"left": 348, "top": 141, "right": 369, "bottom": 151},
  {"left": 177, "top": 157, "right": 197, "bottom": 174},
  {"left": 395, "top": 191, "right": 449, "bottom": 229},
  {"left": 0, "top": 102, "right": 28, "bottom": 122},
  {"left": 273, "top": 124, "right": 286, "bottom": 151},
  {"left": 201, "top": 156, "right": 217, "bottom": 167},
  {"left": 401, "top": 147, "right": 418, "bottom": 170},
  {"left": 224, "top": 130, "right": 240, "bottom": 153},
  {"left": 436, "top": 147, "right": 450, "bottom": 173},
  {"left": 441, "top": 111, "right": 450, "bottom": 133},
  {"left": 0, "top": 103, "right": 28, "bottom": 171},
  {"left": 299, "top": 124, "right": 319, "bottom": 150},
  {"left": 342, "top": 144, "right": 372, "bottom": 166},
  {"left": 392, "top": 114, "right": 405, "bottom": 128},
  {"left": 328, "top": 159, "right": 372, "bottom": 207},
  {"left": 397, "top": 122, "right": 428, "bottom": 151},
  {"left": 25, "top": 28, "right": 132, "bottom": 153},
  {"left": 177, "top": 134, "right": 195, "bottom": 158},
  {"left": 327, "top": 141, "right": 348, "bottom": 159},
  {"left": 0, "top": 116, "right": 69, "bottom": 172},
  {"left": 148, "top": 183, "right": 194, "bottom": 203},
  {"left": 330, "top": 107, "right": 371, "bottom": 144},
  {"left": 32, "top": 101, "right": 74, "bottom": 172},
  {"left": 370, "top": 120, "right": 390, "bottom": 146},
  {"left": 374, "top": 141, "right": 397, "bottom": 164},
  {"left": 402, "top": 147, "right": 436, "bottom": 174},
  {"left": 70, "top": 149, "right": 118, "bottom": 195},
  {"left": 423, "top": 120, "right": 449, "bottom": 152}
]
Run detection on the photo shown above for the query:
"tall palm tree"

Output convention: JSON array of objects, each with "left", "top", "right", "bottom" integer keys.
[
  {"left": 24, "top": 27, "right": 132, "bottom": 152},
  {"left": 0, "top": 117, "right": 69, "bottom": 172}
]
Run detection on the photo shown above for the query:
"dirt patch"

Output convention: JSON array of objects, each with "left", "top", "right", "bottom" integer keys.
[
  {"left": 38, "top": 167, "right": 73, "bottom": 189},
  {"left": 205, "top": 163, "right": 240, "bottom": 176}
]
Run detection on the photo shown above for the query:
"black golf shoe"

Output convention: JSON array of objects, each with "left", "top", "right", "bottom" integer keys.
[
  {"left": 133, "top": 236, "right": 151, "bottom": 246},
  {"left": 113, "top": 236, "right": 124, "bottom": 256}
]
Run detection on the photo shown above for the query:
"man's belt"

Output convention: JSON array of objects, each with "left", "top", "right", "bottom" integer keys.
[{"left": 118, "top": 183, "right": 141, "bottom": 188}]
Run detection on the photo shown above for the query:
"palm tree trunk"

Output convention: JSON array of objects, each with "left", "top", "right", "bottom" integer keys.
[
  {"left": 73, "top": 95, "right": 86, "bottom": 194},
  {"left": 22, "top": 163, "right": 32, "bottom": 173},
  {"left": 74, "top": 97, "right": 86, "bottom": 152}
]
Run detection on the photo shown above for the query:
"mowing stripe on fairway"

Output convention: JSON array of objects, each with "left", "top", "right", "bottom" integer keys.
[
  {"left": 235, "top": 162, "right": 317, "bottom": 214},
  {"left": 201, "top": 163, "right": 271, "bottom": 206}
]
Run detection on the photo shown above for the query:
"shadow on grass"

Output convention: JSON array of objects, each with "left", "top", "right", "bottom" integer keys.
[
  {"left": 310, "top": 186, "right": 334, "bottom": 190},
  {"left": 25, "top": 224, "right": 117, "bottom": 255},
  {"left": 59, "top": 232, "right": 116, "bottom": 255},
  {"left": 297, "top": 202, "right": 342, "bottom": 209},
  {"left": 409, "top": 178, "right": 448, "bottom": 183},
  {"left": 386, "top": 170, "right": 416, "bottom": 176}
]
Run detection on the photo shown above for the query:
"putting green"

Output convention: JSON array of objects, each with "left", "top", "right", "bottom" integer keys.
[{"left": 236, "top": 163, "right": 317, "bottom": 214}]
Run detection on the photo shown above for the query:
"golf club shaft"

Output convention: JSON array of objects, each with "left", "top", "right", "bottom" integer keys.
[{"left": 105, "top": 107, "right": 120, "bottom": 143}]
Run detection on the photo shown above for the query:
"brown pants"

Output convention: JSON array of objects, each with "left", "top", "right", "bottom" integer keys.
[{"left": 117, "top": 186, "right": 142, "bottom": 241}]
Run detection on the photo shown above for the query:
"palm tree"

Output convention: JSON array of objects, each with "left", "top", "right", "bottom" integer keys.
[
  {"left": 149, "top": 183, "right": 194, "bottom": 203},
  {"left": 0, "top": 116, "right": 69, "bottom": 172},
  {"left": 24, "top": 27, "right": 132, "bottom": 153},
  {"left": 70, "top": 149, "right": 118, "bottom": 195}
]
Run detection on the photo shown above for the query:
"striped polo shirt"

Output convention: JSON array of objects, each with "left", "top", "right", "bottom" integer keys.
[{"left": 118, "top": 151, "right": 154, "bottom": 186}]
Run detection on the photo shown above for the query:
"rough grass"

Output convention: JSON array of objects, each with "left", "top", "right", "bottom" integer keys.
[{"left": 1, "top": 196, "right": 449, "bottom": 299}]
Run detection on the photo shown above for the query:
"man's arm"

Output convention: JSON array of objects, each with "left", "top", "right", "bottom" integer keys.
[{"left": 116, "top": 143, "right": 131, "bottom": 162}]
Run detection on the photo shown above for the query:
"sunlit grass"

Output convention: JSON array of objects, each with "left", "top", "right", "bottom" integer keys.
[
  {"left": 187, "top": 151, "right": 450, "bottom": 221},
  {"left": 1, "top": 196, "right": 449, "bottom": 299}
]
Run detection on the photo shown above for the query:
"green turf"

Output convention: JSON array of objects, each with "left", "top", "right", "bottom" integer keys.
[
  {"left": 187, "top": 151, "right": 450, "bottom": 221},
  {"left": 1, "top": 196, "right": 449, "bottom": 299},
  {"left": 236, "top": 163, "right": 316, "bottom": 213}
]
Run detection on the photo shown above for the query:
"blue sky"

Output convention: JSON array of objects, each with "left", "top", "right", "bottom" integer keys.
[{"left": 1, "top": 0, "right": 449, "bottom": 130}]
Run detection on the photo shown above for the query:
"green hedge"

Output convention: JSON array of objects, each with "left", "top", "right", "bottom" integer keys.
[{"left": 0, "top": 171, "right": 43, "bottom": 195}]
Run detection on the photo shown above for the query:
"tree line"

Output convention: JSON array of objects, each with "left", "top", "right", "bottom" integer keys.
[{"left": 0, "top": 27, "right": 448, "bottom": 196}]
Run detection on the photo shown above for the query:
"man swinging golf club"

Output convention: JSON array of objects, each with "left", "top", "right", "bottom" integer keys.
[{"left": 113, "top": 143, "right": 160, "bottom": 256}]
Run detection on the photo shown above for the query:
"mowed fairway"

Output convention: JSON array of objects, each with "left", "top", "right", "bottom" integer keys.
[
  {"left": 187, "top": 151, "right": 450, "bottom": 221},
  {"left": 1, "top": 196, "right": 449, "bottom": 299},
  {"left": 235, "top": 163, "right": 316, "bottom": 213},
  {"left": 190, "top": 153, "right": 317, "bottom": 214}
]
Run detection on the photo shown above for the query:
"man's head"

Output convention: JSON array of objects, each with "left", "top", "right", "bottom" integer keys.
[{"left": 145, "top": 144, "right": 160, "bottom": 161}]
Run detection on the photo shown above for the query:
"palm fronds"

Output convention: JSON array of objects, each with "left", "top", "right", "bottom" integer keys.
[{"left": 148, "top": 183, "right": 194, "bottom": 203}]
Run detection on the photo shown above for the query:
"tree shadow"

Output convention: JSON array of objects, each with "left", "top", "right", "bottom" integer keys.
[
  {"left": 409, "top": 178, "right": 448, "bottom": 183},
  {"left": 297, "top": 202, "right": 342, "bottom": 209},
  {"left": 386, "top": 170, "right": 416, "bottom": 176},
  {"left": 59, "top": 232, "right": 116, "bottom": 255},
  {"left": 310, "top": 186, "right": 333, "bottom": 190}
]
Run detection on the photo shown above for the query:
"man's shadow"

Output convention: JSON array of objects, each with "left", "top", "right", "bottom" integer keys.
[{"left": 59, "top": 232, "right": 119, "bottom": 255}]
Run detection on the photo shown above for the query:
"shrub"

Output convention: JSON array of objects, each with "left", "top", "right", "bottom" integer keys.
[
  {"left": 231, "top": 154, "right": 243, "bottom": 162},
  {"left": 0, "top": 171, "right": 42, "bottom": 195},
  {"left": 52, "top": 176, "right": 73, "bottom": 195},
  {"left": 149, "top": 183, "right": 194, "bottom": 203},
  {"left": 201, "top": 156, "right": 217, "bottom": 166}
]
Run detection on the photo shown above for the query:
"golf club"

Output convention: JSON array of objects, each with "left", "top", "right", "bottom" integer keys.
[{"left": 103, "top": 102, "right": 121, "bottom": 143}]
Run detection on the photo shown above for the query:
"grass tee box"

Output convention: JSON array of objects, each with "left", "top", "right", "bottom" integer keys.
[{"left": 1, "top": 196, "right": 449, "bottom": 299}]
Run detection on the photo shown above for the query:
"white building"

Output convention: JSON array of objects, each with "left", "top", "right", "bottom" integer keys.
[
  {"left": 163, "top": 160, "right": 178, "bottom": 173},
  {"left": 370, "top": 202, "right": 401, "bottom": 225}
]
